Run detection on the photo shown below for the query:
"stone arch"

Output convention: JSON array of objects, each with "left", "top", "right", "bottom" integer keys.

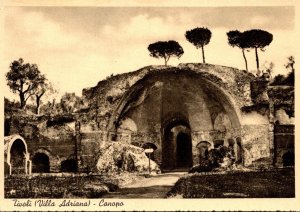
[
  {"left": 61, "top": 157, "right": 77, "bottom": 172},
  {"left": 162, "top": 116, "right": 192, "bottom": 169},
  {"left": 31, "top": 148, "right": 56, "bottom": 173},
  {"left": 4, "top": 135, "right": 31, "bottom": 175},
  {"left": 32, "top": 153, "right": 50, "bottom": 173},
  {"left": 107, "top": 76, "right": 154, "bottom": 132},
  {"left": 106, "top": 68, "right": 244, "bottom": 169},
  {"left": 108, "top": 69, "right": 243, "bottom": 133}
]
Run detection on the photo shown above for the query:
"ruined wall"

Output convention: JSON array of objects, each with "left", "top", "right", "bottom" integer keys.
[
  {"left": 5, "top": 64, "right": 294, "bottom": 173},
  {"left": 80, "top": 64, "right": 263, "bottom": 169},
  {"left": 6, "top": 114, "right": 76, "bottom": 172},
  {"left": 273, "top": 125, "right": 294, "bottom": 167},
  {"left": 81, "top": 64, "right": 254, "bottom": 133},
  {"left": 241, "top": 124, "right": 271, "bottom": 166},
  {"left": 79, "top": 131, "right": 106, "bottom": 172}
]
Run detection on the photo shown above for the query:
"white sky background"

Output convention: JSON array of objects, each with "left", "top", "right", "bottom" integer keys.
[{"left": 2, "top": 6, "right": 295, "bottom": 101}]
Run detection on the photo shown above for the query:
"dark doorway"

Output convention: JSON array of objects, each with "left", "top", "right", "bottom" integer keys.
[
  {"left": 176, "top": 132, "right": 192, "bottom": 168},
  {"left": 32, "top": 153, "right": 50, "bottom": 173},
  {"left": 10, "top": 139, "right": 26, "bottom": 174},
  {"left": 61, "top": 159, "right": 77, "bottom": 172},
  {"left": 161, "top": 118, "right": 191, "bottom": 170}
]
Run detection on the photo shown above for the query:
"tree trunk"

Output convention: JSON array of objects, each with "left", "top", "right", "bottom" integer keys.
[
  {"left": 163, "top": 55, "right": 167, "bottom": 66},
  {"left": 255, "top": 47, "right": 259, "bottom": 73},
  {"left": 201, "top": 45, "right": 205, "bottom": 63},
  {"left": 19, "top": 92, "right": 26, "bottom": 109},
  {"left": 35, "top": 95, "right": 41, "bottom": 114},
  {"left": 242, "top": 49, "right": 248, "bottom": 71},
  {"left": 35, "top": 93, "right": 45, "bottom": 114}
]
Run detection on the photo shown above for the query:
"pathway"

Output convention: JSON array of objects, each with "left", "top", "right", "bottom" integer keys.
[{"left": 103, "top": 172, "right": 186, "bottom": 198}]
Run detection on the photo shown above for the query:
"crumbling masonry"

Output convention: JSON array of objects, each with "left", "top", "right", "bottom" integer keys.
[{"left": 4, "top": 64, "right": 294, "bottom": 174}]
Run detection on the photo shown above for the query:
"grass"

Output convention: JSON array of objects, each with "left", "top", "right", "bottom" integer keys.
[
  {"left": 166, "top": 168, "right": 295, "bottom": 198},
  {"left": 5, "top": 174, "right": 119, "bottom": 198}
]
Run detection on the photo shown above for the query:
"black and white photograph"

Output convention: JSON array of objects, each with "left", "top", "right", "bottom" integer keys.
[{"left": 1, "top": 1, "right": 298, "bottom": 211}]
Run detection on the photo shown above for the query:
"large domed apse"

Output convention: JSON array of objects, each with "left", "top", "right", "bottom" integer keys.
[{"left": 109, "top": 70, "right": 242, "bottom": 170}]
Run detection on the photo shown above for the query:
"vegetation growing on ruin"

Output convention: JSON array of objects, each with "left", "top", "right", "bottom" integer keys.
[{"left": 270, "top": 56, "right": 295, "bottom": 86}]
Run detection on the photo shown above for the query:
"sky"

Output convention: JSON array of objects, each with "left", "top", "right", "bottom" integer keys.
[{"left": 2, "top": 6, "right": 295, "bottom": 101}]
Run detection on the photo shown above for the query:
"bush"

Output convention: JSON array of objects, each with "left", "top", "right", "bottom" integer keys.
[
  {"left": 167, "top": 168, "right": 295, "bottom": 198},
  {"left": 189, "top": 145, "right": 235, "bottom": 173},
  {"left": 4, "top": 175, "right": 119, "bottom": 198}
]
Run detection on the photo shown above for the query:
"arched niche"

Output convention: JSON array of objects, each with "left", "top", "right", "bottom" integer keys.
[
  {"left": 119, "top": 117, "right": 137, "bottom": 132},
  {"left": 196, "top": 141, "right": 211, "bottom": 162},
  {"left": 61, "top": 158, "right": 77, "bottom": 172},
  {"left": 4, "top": 135, "right": 31, "bottom": 175},
  {"left": 32, "top": 152, "right": 50, "bottom": 173}
]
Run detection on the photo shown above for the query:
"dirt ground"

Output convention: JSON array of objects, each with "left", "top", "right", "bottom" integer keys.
[{"left": 103, "top": 172, "right": 186, "bottom": 198}]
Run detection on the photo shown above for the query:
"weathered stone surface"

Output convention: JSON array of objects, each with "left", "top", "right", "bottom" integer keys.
[
  {"left": 80, "top": 64, "right": 254, "bottom": 131},
  {"left": 96, "top": 142, "right": 160, "bottom": 173},
  {"left": 273, "top": 125, "right": 294, "bottom": 167},
  {"left": 5, "top": 63, "right": 294, "bottom": 173},
  {"left": 250, "top": 79, "right": 269, "bottom": 103},
  {"left": 242, "top": 124, "right": 270, "bottom": 166},
  {"left": 6, "top": 114, "right": 76, "bottom": 173}
]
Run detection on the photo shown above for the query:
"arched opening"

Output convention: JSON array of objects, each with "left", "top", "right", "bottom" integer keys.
[
  {"left": 10, "top": 139, "right": 26, "bottom": 174},
  {"left": 32, "top": 153, "right": 50, "bottom": 173},
  {"left": 61, "top": 159, "right": 77, "bottom": 172},
  {"left": 162, "top": 118, "right": 192, "bottom": 170},
  {"left": 176, "top": 132, "right": 192, "bottom": 168},
  {"left": 282, "top": 151, "right": 294, "bottom": 167},
  {"left": 197, "top": 141, "right": 211, "bottom": 162},
  {"left": 236, "top": 137, "right": 243, "bottom": 164},
  {"left": 107, "top": 70, "right": 243, "bottom": 170}
]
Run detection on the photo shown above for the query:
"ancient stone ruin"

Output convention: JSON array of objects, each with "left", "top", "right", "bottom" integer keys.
[{"left": 4, "top": 63, "right": 294, "bottom": 175}]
